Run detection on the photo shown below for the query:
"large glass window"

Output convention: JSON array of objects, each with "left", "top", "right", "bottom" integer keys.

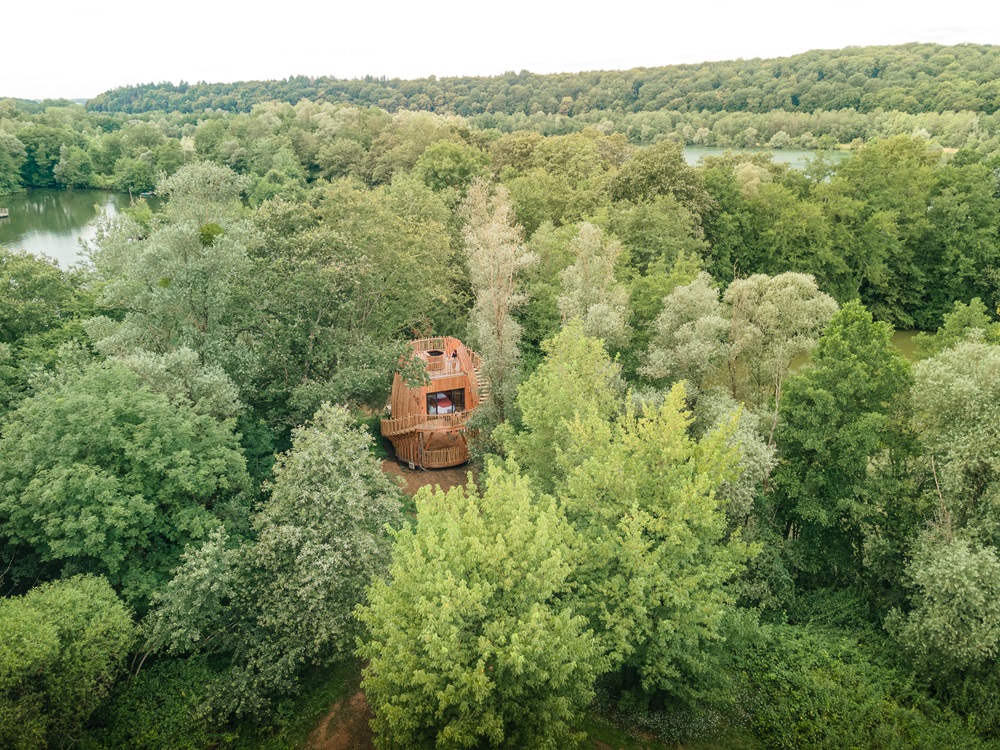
[{"left": 427, "top": 389, "right": 465, "bottom": 415}]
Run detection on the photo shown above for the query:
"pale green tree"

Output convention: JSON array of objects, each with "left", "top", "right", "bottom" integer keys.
[
  {"left": 891, "top": 534, "right": 1000, "bottom": 675},
  {"left": 642, "top": 271, "right": 729, "bottom": 391},
  {"left": 502, "top": 320, "right": 624, "bottom": 493},
  {"left": 414, "top": 139, "right": 488, "bottom": 194},
  {"left": 146, "top": 404, "right": 402, "bottom": 716},
  {"left": 461, "top": 179, "right": 536, "bottom": 428},
  {"left": 114, "top": 347, "right": 243, "bottom": 420},
  {"left": 693, "top": 389, "right": 777, "bottom": 528},
  {"left": 357, "top": 462, "right": 600, "bottom": 750},
  {"left": 912, "top": 340, "right": 1000, "bottom": 534},
  {"left": 53, "top": 144, "right": 95, "bottom": 188},
  {"left": 87, "top": 162, "right": 259, "bottom": 389},
  {"left": 723, "top": 272, "right": 838, "bottom": 438},
  {"left": 557, "top": 222, "right": 631, "bottom": 350},
  {"left": 561, "top": 384, "right": 750, "bottom": 694}
]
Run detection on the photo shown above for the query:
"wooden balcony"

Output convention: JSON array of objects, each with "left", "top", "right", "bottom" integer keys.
[{"left": 380, "top": 409, "right": 471, "bottom": 438}]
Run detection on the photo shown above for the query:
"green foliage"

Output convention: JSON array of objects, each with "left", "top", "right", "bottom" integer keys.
[
  {"left": 914, "top": 297, "right": 1000, "bottom": 357},
  {"left": 626, "top": 248, "right": 703, "bottom": 367},
  {"left": 644, "top": 271, "right": 838, "bottom": 408},
  {"left": 414, "top": 139, "right": 488, "bottom": 193},
  {"left": 642, "top": 271, "right": 729, "bottom": 390},
  {"left": 357, "top": 461, "right": 601, "bottom": 750},
  {"left": 562, "top": 384, "right": 750, "bottom": 696},
  {"left": 87, "top": 656, "right": 359, "bottom": 750},
  {"left": 0, "top": 248, "right": 82, "bottom": 346},
  {"left": 557, "top": 223, "right": 632, "bottom": 350},
  {"left": 0, "top": 361, "right": 250, "bottom": 607},
  {"left": 462, "top": 179, "right": 535, "bottom": 432},
  {"left": 53, "top": 144, "right": 95, "bottom": 187},
  {"left": 607, "top": 140, "right": 711, "bottom": 218},
  {"left": 246, "top": 179, "right": 454, "bottom": 426},
  {"left": 724, "top": 271, "right": 839, "bottom": 407},
  {"left": 503, "top": 320, "right": 624, "bottom": 492},
  {"left": 146, "top": 404, "right": 402, "bottom": 717},
  {"left": 606, "top": 194, "right": 707, "bottom": 275},
  {"left": 822, "top": 135, "right": 938, "bottom": 327},
  {"left": 0, "top": 131, "right": 26, "bottom": 194},
  {"left": 773, "top": 301, "right": 914, "bottom": 582},
  {"left": 114, "top": 347, "right": 244, "bottom": 420},
  {"left": 912, "top": 340, "right": 1000, "bottom": 519},
  {"left": 0, "top": 575, "right": 135, "bottom": 750},
  {"left": 88, "top": 163, "right": 258, "bottom": 388},
  {"left": 891, "top": 534, "right": 1000, "bottom": 675},
  {"left": 735, "top": 623, "right": 988, "bottom": 750}
]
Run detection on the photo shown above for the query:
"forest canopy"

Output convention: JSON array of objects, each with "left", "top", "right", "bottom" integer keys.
[
  {"left": 3, "top": 42, "right": 1000, "bottom": 749},
  {"left": 88, "top": 43, "right": 1000, "bottom": 117}
]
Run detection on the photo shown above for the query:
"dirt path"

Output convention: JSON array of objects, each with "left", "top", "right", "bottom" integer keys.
[
  {"left": 306, "top": 688, "right": 374, "bottom": 750},
  {"left": 381, "top": 459, "right": 476, "bottom": 496}
]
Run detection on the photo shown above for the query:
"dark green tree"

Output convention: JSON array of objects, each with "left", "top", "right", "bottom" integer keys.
[
  {"left": 773, "top": 301, "right": 914, "bottom": 584},
  {"left": 0, "top": 362, "right": 250, "bottom": 607}
]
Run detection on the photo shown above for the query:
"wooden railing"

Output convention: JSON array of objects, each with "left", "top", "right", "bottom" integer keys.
[
  {"left": 410, "top": 337, "right": 483, "bottom": 396},
  {"left": 380, "top": 409, "right": 471, "bottom": 438},
  {"left": 419, "top": 445, "right": 468, "bottom": 469},
  {"left": 392, "top": 439, "right": 469, "bottom": 470}
]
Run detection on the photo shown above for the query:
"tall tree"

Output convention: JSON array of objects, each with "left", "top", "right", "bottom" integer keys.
[
  {"left": 724, "top": 272, "right": 838, "bottom": 428},
  {"left": 911, "top": 340, "right": 1000, "bottom": 534},
  {"left": 461, "top": 179, "right": 536, "bottom": 431},
  {"left": 561, "top": 384, "right": 749, "bottom": 695},
  {"left": 0, "top": 576, "right": 135, "bottom": 750},
  {"left": 357, "top": 462, "right": 600, "bottom": 750},
  {"left": 772, "top": 301, "right": 914, "bottom": 582},
  {"left": 87, "top": 162, "right": 259, "bottom": 389},
  {"left": 642, "top": 271, "right": 730, "bottom": 391},
  {"left": 502, "top": 320, "right": 624, "bottom": 493},
  {"left": 557, "top": 222, "right": 631, "bottom": 350},
  {"left": 147, "top": 404, "right": 402, "bottom": 716},
  {"left": 0, "top": 361, "right": 250, "bottom": 608}
]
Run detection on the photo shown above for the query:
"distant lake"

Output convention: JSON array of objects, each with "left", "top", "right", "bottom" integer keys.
[
  {"left": 682, "top": 146, "right": 851, "bottom": 169},
  {"left": 0, "top": 190, "right": 141, "bottom": 269}
]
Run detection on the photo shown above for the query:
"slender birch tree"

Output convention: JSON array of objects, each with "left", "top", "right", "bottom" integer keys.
[{"left": 460, "top": 179, "right": 535, "bottom": 431}]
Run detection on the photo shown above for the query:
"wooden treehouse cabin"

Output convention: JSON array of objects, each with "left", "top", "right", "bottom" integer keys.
[{"left": 381, "top": 337, "right": 487, "bottom": 469}]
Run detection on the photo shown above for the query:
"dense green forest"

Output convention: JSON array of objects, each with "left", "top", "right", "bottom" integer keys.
[
  {"left": 4, "top": 43, "right": 1000, "bottom": 749},
  {"left": 91, "top": 43, "right": 1000, "bottom": 116}
]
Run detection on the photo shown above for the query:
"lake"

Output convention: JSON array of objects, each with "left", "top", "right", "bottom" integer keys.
[
  {"left": 0, "top": 189, "right": 137, "bottom": 269},
  {"left": 682, "top": 146, "right": 851, "bottom": 169}
]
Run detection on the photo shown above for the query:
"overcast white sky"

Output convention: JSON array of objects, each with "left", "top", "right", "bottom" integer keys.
[{"left": 2, "top": 0, "right": 997, "bottom": 101}]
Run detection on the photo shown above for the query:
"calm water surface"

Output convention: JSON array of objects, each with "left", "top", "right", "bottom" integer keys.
[
  {"left": 0, "top": 189, "right": 137, "bottom": 268},
  {"left": 682, "top": 146, "right": 851, "bottom": 169}
]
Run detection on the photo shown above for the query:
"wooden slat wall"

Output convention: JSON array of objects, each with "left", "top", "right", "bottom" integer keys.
[{"left": 382, "top": 337, "right": 484, "bottom": 469}]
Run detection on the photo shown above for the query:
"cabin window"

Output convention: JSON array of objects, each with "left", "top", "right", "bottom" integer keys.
[{"left": 427, "top": 389, "right": 465, "bottom": 415}]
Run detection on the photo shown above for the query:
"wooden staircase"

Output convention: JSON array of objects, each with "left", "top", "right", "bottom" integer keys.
[{"left": 473, "top": 364, "right": 490, "bottom": 402}]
